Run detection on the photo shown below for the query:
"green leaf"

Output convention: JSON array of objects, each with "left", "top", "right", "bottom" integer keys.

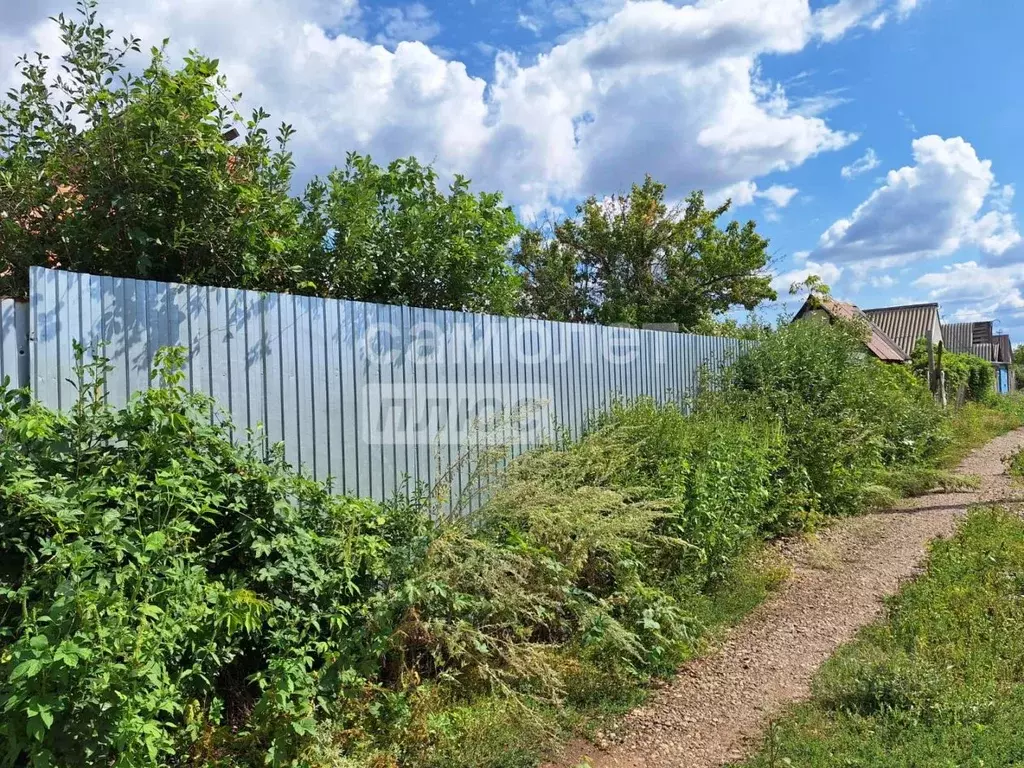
[
  {"left": 291, "top": 717, "right": 317, "bottom": 737},
  {"left": 10, "top": 659, "right": 42, "bottom": 681},
  {"left": 138, "top": 604, "right": 164, "bottom": 619}
]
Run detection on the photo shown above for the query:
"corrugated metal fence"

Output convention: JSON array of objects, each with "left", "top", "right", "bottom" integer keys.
[
  {"left": 1, "top": 298, "right": 30, "bottom": 389},
  {"left": 24, "top": 267, "right": 748, "bottom": 504}
]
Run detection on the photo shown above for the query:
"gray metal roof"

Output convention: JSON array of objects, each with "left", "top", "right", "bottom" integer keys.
[
  {"left": 942, "top": 321, "right": 996, "bottom": 355},
  {"left": 973, "top": 342, "right": 998, "bottom": 363},
  {"left": 862, "top": 303, "right": 940, "bottom": 357},
  {"left": 942, "top": 322, "right": 974, "bottom": 354}
]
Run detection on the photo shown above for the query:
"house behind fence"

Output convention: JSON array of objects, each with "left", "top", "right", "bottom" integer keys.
[
  {"left": 5, "top": 267, "right": 748, "bottom": 505},
  {"left": 942, "top": 320, "right": 1016, "bottom": 394}
]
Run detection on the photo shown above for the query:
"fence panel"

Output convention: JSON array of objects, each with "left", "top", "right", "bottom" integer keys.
[
  {"left": 1, "top": 298, "right": 30, "bottom": 389},
  {"left": 28, "top": 266, "right": 748, "bottom": 503}
]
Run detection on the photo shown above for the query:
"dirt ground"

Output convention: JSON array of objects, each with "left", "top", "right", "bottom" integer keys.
[{"left": 547, "top": 428, "right": 1024, "bottom": 768}]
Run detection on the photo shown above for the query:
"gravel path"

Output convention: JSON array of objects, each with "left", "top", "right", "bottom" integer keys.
[{"left": 548, "top": 427, "right": 1024, "bottom": 768}]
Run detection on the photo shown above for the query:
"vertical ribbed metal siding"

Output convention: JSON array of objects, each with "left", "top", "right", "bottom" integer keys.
[
  {"left": 1, "top": 298, "right": 30, "bottom": 389},
  {"left": 28, "top": 267, "right": 747, "bottom": 503}
]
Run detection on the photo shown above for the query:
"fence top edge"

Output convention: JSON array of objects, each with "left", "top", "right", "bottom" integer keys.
[{"left": 28, "top": 266, "right": 753, "bottom": 346}]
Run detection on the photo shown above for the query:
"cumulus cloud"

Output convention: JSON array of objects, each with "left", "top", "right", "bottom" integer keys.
[
  {"left": 772, "top": 260, "right": 843, "bottom": 294},
  {"left": 813, "top": 135, "right": 1023, "bottom": 267},
  {"left": 0, "top": 0, "right": 921, "bottom": 209},
  {"left": 840, "top": 147, "right": 880, "bottom": 179},
  {"left": 376, "top": 4, "right": 441, "bottom": 46},
  {"left": 914, "top": 262, "right": 1024, "bottom": 332},
  {"left": 759, "top": 184, "right": 799, "bottom": 207},
  {"left": 708, "top": 181, "right": 799, "bottom": 209}
]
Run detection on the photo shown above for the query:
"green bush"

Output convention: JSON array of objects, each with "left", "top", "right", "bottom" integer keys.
[
  {"left": 0, "top": 350, "right": 395, "bottom": 767},
  {"left": 912, "top": 338, "right": 996, "bottom": 403},
  {"left": 0, "top": 355, "right": 795, "bottom": 767},
  {"left": 722, "top": 318, "right": 946, "bottom": 521},
  {"left": 0, "top": 322, "right": 993, "bottom": 768}
]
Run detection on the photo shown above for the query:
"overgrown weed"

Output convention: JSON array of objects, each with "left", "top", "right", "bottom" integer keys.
[{"left": 3, "top": 321, "right": 1023, "bottom": 767}]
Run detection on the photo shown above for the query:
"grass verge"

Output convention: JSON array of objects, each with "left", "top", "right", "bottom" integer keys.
[
  {"left": 934, "top": 395, "right": 1024, "bottom": 469},
  {"left": 733, "top": 506, "right": 1024, "bottom": 768}
]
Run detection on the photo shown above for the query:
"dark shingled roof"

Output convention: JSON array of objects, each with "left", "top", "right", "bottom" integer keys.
[
  {"left": 794, "top": 296, "right": 907, "bottom": 363},
  {"left": 863, "top": 303, "right": 941, "bottom": 358}
]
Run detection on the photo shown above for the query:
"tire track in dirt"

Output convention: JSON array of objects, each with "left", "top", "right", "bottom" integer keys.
[{"left": 547, "top": 428, "right": 1024, "bottom": 768}]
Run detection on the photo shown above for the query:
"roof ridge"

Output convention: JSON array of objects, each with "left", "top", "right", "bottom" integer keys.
[{"left": 863, "top": 302, "right": 939, "bottom": 312}]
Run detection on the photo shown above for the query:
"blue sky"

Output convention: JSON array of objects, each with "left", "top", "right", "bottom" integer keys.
[{"left": 2, "top": 0, "right": 1023, "bottom": 338}]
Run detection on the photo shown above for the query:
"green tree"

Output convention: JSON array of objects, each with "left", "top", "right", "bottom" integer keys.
[
  {"left": 0, "top": 2, "right": 522, "bottom": 315},
  {"left": 514, "top": 176, "right": 776, "bottom": 328},
  {"left": 300, "top": 153, "right": 522, "bottom": 314},
  {"left": 0, "top": 1, "right": 304, "bottom": 297},
  {"left": 512, "top": 227, "right": 589, "bottom": 321}
]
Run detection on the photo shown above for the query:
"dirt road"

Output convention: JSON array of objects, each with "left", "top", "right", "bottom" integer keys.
[{"left": 549, "top": 428, "right": 1024, "bottom": 768}]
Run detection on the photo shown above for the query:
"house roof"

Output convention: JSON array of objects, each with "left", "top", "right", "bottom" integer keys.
[
  {"left": 862, "top": 303, "right": 941, "bottom": 357},
  {"left": 794, "top": 295, "right": 908, "bottom": 363},
  {"left": 941, "top": 322, "right": 1013, "bottom": 363},
  {"left": 995, "top": 334, "right": 1014, "bottom": 364},
  {"left": 973, "top": 343, "right": 998, "bottom": 363},
  {"left": 942, "top": 321, "right": 996, "bottom": 356}
]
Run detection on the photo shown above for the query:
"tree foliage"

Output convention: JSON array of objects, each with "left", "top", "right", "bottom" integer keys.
[
  {"left": 514, "top": 177, "right": 776, "bottom": 328},
  {"left": 1, "top": 3, "right": 783, "bottom": 325},
  {"left": 0, "top": 2, "right": 521, "bottom": 314},
  {"left": 300, "top": 154, "right": 521, "bottom": 313},
  {"left": 725, "top": 318, "right": 947, "bottom": 522},
  {"left": 0, "top": 3, "right": 304, "bottom": 296},
  {"left": 912, "top": 338, "right": 995, "bottom": 403}
]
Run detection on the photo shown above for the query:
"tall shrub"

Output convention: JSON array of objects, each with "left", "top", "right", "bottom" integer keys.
[
  {"left": 0, "top": 350, "right": 393, "bottom": 766},
  {"left": 723, "top": 318, "right": 945, "bottom": 520}
]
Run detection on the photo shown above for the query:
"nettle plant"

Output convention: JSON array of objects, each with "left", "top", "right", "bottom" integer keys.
[{"left": 0, "top": 347, "right": 390, "bottom": 767}]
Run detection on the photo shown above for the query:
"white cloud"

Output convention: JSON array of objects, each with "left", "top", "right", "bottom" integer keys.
[
  {"left": 517, "top": 13, "right": 544, "bottom": 34},
  {"left": 870, "top": 274, "right": 896, "bottom": 288},
  {"left": 813, "top": 0, "right": 885, "bottom": 42},
  {"left": 376, "top": 4, "right": 441, "bottom": 46},
  {"left": 707, "top": 180, "right": 759, "bottom": 208},
  {"left": 708, "top": 181, "right": 799, "bottom": 209},
  {"left": 914, "top": 261, "right": 1024, "bottom": 333},
  {"left": 840, "top": 147, "right": 880, "bottom": 179},
  {"left": 813, "top": 135, "right": 1023, "bottom": 267},
  {"left": 897, "top": 0, "right": 923, "bottom": 17},
  {"left": 772, "top": 260, "right": 843, "bottom": 294},
  {"left": 0, "top": 0, "right": 919, "bottom": 210},
  {"left": 516, "top": 0, "right": 626, "bottom": 34},
  {"left": 811, "top": 0, "right": 923, "bottom": 41},
  {"left": 759, "top": 184, "right": 799, "bottom": 208}
]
